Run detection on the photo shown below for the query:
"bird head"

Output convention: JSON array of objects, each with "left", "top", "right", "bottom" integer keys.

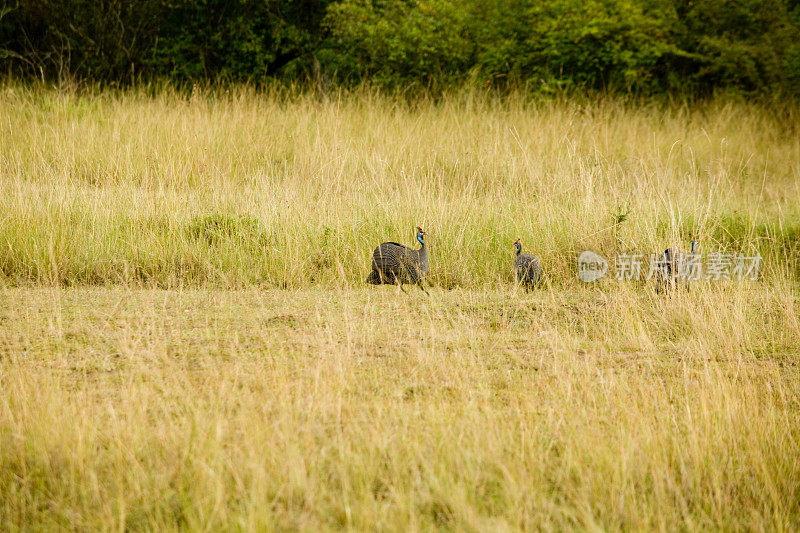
[
  {"left": 416, "top": 226, "right": 426, "bottom": 245},
  {"left": 690, "top": 235, "right": 698, "bottom": 254},
  {"left": 514, "top": 239, "right": 522, "bottom": 254}
]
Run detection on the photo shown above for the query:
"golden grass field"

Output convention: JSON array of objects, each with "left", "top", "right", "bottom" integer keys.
[{"left": 1, "top": 84, "right": 799, "bottom": 530}]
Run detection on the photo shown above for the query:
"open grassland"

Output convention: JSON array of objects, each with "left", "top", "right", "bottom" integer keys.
[
  {"left": 2, "top": 85, "right": 799, "bottom": 286},
  {"left": 1, "top": 85, "right": 799, "bottom": 530}
]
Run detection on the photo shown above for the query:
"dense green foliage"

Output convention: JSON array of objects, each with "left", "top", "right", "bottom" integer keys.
[{"left": 2, "top": 0, "right": 799, "bottom": 95}]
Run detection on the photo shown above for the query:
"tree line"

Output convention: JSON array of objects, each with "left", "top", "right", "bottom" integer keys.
[{"left": 2, "top": 0, "right": 799, "bottom": 96}]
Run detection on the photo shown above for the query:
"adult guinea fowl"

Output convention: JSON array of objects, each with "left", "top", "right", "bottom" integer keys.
[
  {"left": 656, "top": 235, "right": 699, "bottom": 294},
  {"left": 514, "top": 238, "right": 542, "bottom": 289},
  {"left": 366, "top": 226, "right": 429, "bottom": 294}
]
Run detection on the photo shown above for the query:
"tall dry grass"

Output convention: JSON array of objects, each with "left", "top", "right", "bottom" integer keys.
[
  {"left": 1, "top": 84, "right": 798, "bottom": 287},
  {"left": 0, "top": 84, "right": 799, "bottom": 530}
]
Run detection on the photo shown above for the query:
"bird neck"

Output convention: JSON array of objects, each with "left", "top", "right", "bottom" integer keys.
[
  {"left": 417, "top": 234, "right": 425, "bottom": 248},
  {"left": 515, "top": 245, "right": 521, "bottom": 255}
]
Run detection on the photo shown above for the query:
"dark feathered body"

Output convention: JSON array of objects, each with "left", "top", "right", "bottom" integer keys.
[
  {"left": 367, "top": 231, "right": 429, "bottom": 292},
  {"left": 655, "top": 239, "right": 697, "bottom": 294},
  {"left": 655, "top": 248, "right": 680, "bottom": 293},
  {"left": 514, "top": 252, "right": 541, "bottom": 289}
]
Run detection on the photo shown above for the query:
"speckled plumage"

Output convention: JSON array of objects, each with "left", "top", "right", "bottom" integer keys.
[
  {"left": 655, "top": 237, "right": 698, "bottom": 294},
  {"left": 514, "top": 239, "right": 541, "bottom": 289},
  {"left": 367, "top": 227, "right": 429, "bottom": 293},
  {"left": 655, "top": 248, "right": 679, "bottom": 293}
]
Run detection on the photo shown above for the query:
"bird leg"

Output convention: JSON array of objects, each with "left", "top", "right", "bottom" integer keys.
[
  {"left": 416, "top": 280, "right": 429, "bottom": 295},
  {"left": 393, "top": 275, "right": 407, "bottom": 295}
]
